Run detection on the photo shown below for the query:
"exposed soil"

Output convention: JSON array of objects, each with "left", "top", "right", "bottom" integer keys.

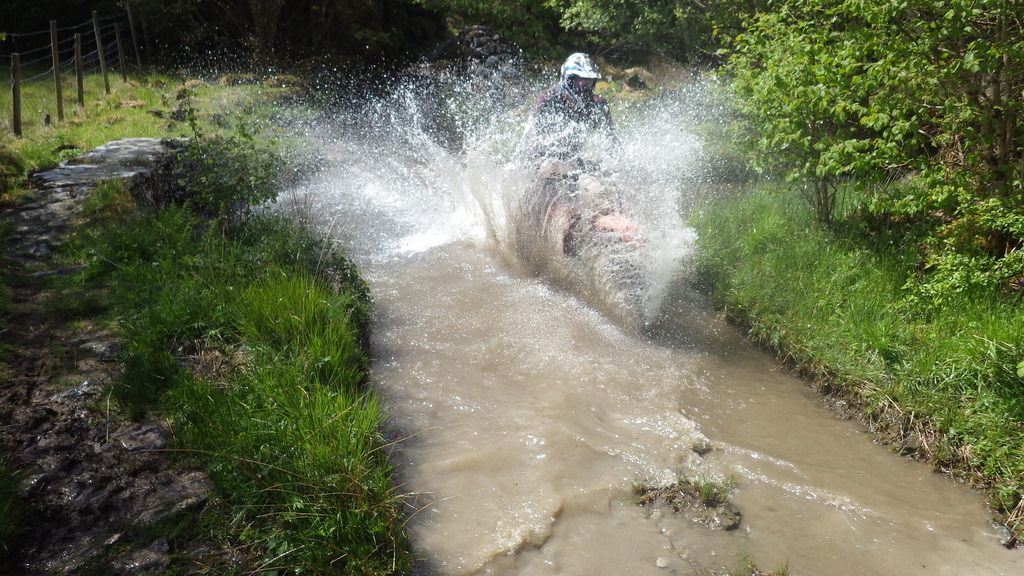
[{"left": 0, "top": 140, "right": 212, "bottom": 574}]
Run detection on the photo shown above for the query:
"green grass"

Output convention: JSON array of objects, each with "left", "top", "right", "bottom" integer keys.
[
  {"left": 691, "top": 183, "right": 1024, "bottom": 535},
  {"left": 2, "top": 69, "right": 174, "bottom": 175},
  {"left": 2, "top": 68, "right": 401, "bottom": 572},
  {"left": 63, "top": 178, "right": 404, "bottom": 573},
  {"left": 0, "top": 67, "right": 276, "bottom": 195}
]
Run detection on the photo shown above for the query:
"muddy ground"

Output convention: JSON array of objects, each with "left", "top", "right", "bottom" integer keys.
[{"left": 0, "top": 139, "right": 212, "bottom": 575}]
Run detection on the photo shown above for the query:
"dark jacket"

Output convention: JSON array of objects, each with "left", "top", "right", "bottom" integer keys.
[{"left": 521, "top": 82, "right": 614, "bottom": 162}]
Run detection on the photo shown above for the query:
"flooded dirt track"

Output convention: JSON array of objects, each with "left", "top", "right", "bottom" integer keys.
[
  {"left": 285, "top": 71, "right": 1022, "bottom": 575},
  {"left": 365, "top": 246, "right": 1019, "bottom": 576}
]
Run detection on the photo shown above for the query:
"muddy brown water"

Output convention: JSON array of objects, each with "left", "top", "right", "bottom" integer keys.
[
  {"left": 289, "top": 80, "right": 1021, "bottom": 574},
  {"left": 362, "top": 244, "right": 1019, "bottom": 576}
]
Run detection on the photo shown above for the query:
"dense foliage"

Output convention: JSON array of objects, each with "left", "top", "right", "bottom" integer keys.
[
  {"left": 546, "top": 0, "right": 764, "bottom": 61},
  {"left": 418, "top": 0, "right": 766, "bottom": 61},
  {"left": 1, "top": 0, "right": 765, "bottom": 66},
  {"left": 128, "top": 0, "right": 447, "bottom": 66},
  {"left": 416, "top": 0, "right": 564, "bottom": 54},
  {"left": 726, "top": 0, "right": 1023, "bottom": 303},
  {"left": 0, "top": 0, "right": 447, "bottom": 67}
]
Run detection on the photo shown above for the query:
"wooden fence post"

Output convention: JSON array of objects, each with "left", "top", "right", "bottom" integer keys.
[
  {"left": 126, "top": 1, "right": 143, "bottom": 69},
  {"left": 115, "top": 23, "right": 127, "bottom": 82},
  {"left": 50, "top": 20, "right": 64, "bottom": 122},
  {"left": 93, "top": 11, "right": 110, "bottom": 95},
  {"left": 75, "top": 33, "right": 85, "bottom": 107},
  {"left": 11, "top": 54, "right": 22, "bottom": 137}
]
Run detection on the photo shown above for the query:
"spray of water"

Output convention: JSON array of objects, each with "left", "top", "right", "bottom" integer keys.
[
  {"left": 273, "top": 66, "right": 1024, "bottom": 576},
  {"left": 285, "top": 63, "right": 715, "bottom": 328}
]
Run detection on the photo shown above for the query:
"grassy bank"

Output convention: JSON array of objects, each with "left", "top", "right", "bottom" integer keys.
[
  {"left": 691, "top": 183, "right": 1024, "bottom": 538},
  {"left": 65, "top": 180, "right": 407, "bottom": 572},
  {"left": 2, "top": 70, "right": 410, "bottom": 571}
]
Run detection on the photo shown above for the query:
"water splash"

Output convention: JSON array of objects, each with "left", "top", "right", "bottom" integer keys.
[
  {"left": 275, "top": 66, "right": 1024, "bottom": 576},
  {"left": 285, "top": 64, "right": 714, "bottom": 327}
]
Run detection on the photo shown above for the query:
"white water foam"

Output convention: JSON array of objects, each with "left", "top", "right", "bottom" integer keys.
[{"left": 285, "top": 66, "right": 713, "bottom": 325}]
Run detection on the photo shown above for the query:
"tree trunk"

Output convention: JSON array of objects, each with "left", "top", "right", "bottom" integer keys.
[{"left": 249, "top": 0, "right": 284, "bottom": 63}]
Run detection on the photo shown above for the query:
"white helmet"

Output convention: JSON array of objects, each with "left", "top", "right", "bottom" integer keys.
[
  {"left": 560, "top": 52, "right": 602, "bottom": 81},
  {"left": 560, "top": 53, "right": 601, "bottom": 105}
]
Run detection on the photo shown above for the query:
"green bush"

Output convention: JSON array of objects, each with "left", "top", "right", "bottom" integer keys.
[
  {"left": 723, "top": 0, "right": 1024, "bottom": 302},
  {"left": 170, "top": 94, "right": 285, "bottom": 219}
]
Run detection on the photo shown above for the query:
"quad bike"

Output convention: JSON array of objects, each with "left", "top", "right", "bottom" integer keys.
[{"left": 508, "top": 157, "right": 648, "bottom": 330}]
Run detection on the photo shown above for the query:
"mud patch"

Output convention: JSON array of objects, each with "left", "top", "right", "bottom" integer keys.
[{"left": 0, "top": 139, "right": 214, "bottom": 574}]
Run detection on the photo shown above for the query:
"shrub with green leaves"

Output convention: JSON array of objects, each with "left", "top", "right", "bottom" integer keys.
[
  {"left": 724, "top": 0, "right": 1023, "bottom": 302},
  {"left": 171, "top": 135, "right": 284, "bottom": 218},
  {"left": 169, "top": 93, "right": 285, "bottom": 219}
]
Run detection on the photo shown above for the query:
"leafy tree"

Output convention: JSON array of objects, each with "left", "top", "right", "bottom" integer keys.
[
  {"left": 125, "top": 0, "right": 446, "bottom": 66},
  {"left": 547, "top": 0, "right": 766, "bottom": 62},
  {"left": 725, "top": 0, "right": 1023, "bottom": 301}
]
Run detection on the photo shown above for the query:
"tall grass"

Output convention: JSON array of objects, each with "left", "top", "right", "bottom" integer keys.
[
  {"left": 66, "top": 180, "right": 406, "bottom": 573},
  {"left": 691, "top": 183, "right": 1024, "bottom": 533}
]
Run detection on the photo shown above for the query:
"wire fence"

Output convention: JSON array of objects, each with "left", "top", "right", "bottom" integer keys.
[{"left": 3, "top": 3, "right": 148, "bottom": 136}]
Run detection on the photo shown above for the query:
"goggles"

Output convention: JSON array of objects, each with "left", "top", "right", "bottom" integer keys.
[{"left": 567, "top": 76, "right": 597, "bottom": 93}]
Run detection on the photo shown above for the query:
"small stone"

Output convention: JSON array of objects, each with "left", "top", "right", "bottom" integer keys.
[
  {"left": 656, "top": 556, "right": 670, "bottom": 568},
  {"left": 50, "top": 380, "right": 101, "bottom": 403},
  {"left": 111, "top": 537, "right": 171, "bottom": 574},
  {"left": 691, "top": 440, "right": 712, "bottom": 456},
  {"left": 899, "top": 435, "right": 923, "bottom": 456},
  {"left": 110, "top": 423, "right": 166, "bottom": 452}
]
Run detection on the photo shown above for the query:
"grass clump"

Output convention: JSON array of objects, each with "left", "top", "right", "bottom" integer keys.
[
  {"left": 637, "top": 476, "right": 736, "bottom": 510},
  {"left": 69, "top": 196, "right": 404, "bottom": 572},
  {"left": 691, "top": 183, "right": 1024, "bottom": 539},
  {"left": 727, "top": 557, "right": 790, "bottom": 576}
]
